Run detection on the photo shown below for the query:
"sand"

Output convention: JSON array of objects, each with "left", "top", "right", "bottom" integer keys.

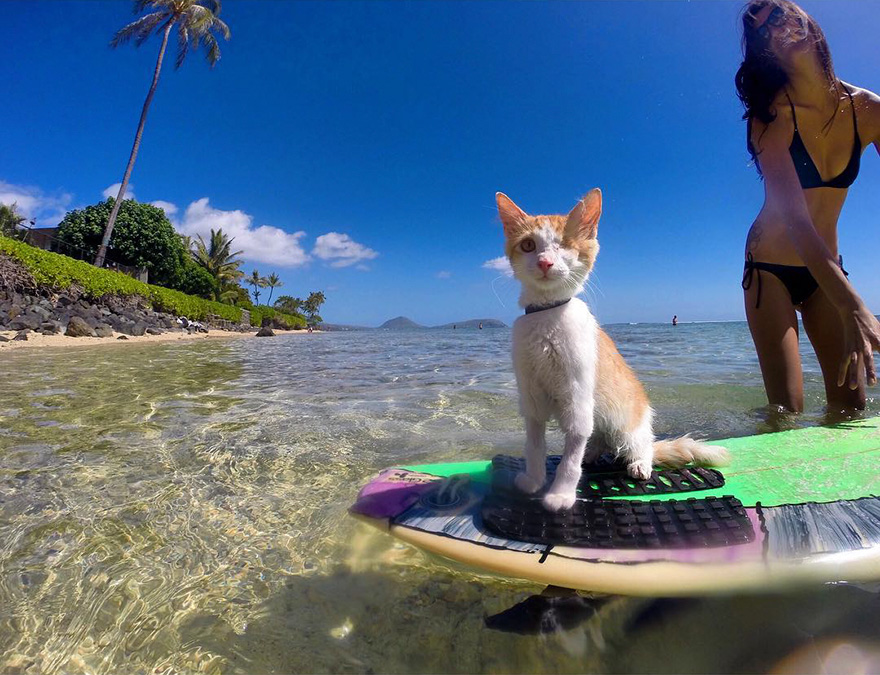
[{"left": 0, "top": 328, "right": 315, "bottom": 350}]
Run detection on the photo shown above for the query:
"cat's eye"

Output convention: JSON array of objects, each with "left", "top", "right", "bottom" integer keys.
[{"left": 520, "top": 238, "right": 536, "bottom": 253}]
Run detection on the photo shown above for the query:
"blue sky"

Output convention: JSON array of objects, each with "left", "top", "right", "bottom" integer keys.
[{"left": 2, "top": 0, "right": 878, "bottom": 326}]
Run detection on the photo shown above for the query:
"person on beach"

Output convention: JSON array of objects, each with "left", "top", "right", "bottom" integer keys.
[{"left": 737, "top": 0, "right": 880, "bottom": 412}]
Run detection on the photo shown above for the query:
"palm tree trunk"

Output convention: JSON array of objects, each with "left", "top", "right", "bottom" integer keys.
[{"left": 95, "top": 21, "right": 173, "bottom": 268}]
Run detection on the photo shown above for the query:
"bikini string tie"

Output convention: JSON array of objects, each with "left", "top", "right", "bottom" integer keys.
[{"left": 742, "top": 252, "right": 762, "bottom": 309}]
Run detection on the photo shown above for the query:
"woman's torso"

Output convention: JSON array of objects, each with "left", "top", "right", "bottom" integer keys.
[{"left": 746, "top": 85, "right": 866, "bottom": 264}]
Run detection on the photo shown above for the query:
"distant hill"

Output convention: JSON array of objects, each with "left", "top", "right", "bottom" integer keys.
[
  {"left": 376, "top": 317, "right": 508, "bottom": 329},
  {"left": 379, "top": 316, "right": 424, "bottom": 329},
  {"left": 434, "top": 319, "right": 507, "bottom": 329}
]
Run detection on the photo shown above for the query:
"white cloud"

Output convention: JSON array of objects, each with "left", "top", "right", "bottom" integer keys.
[
  {"left": 150, "top": 200, "right": 178, "bottom": 216},
  {"left": 177, "top": 197, "right": 309, "bottom": 268},
  {"left": 0, "top": 180, "right": 72, "bottom": 225},
  {"left": 436, "top": 270, "right": 451, "bottom": 279},
  {"left": 483, "top": 256, "right": 513, "bottom": 276},
  {"left": 312, "top": 232, "right": 378, "bottom": 268},
  {"left": 103, "top": 182, "right": 135, "bottom": 201}
]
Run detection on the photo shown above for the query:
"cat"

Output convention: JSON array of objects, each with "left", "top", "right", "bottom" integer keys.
[{"left": 496, "top": 189, "right": 728, "bottom": 512}]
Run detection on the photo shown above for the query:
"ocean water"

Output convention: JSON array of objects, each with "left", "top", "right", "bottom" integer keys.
[{"left": 0, "top": 324, "right": 878, "bottom": 674}]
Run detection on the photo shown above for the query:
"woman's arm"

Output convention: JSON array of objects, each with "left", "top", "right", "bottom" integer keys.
[{"left": 752, "top": 106, "right": 880, "bottom": 388}]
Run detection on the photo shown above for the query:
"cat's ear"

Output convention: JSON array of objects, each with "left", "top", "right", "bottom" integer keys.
[
  {"left": 496, "top": 192, "right": 528, "bottom": 238},
  {"left": 565, "top": 188, "right": 602, "bottom": 240}
]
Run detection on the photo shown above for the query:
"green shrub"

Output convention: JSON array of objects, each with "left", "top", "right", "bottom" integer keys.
[
  {"left": 238, "top": 299, "right": 305, "bottom": 329},
  {"left": 0, "top": 235, "right": 242, "bottom": 322},
  {"left": 176, "top": 258, "right": 217, "bottom": 299}
]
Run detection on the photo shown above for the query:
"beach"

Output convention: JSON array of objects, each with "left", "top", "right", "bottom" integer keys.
[{"left": 0, "top": 327, "right": 315, "bottom": 350}]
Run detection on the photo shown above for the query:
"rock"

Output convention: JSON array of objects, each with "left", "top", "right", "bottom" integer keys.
[
  {"left": 30, "top": 305, "right": 51, "bottom": 322},
  {"left": 146, "top": 327, "right": 162, "bottom": 335},
  {"left": 94, "top": 323, "right": 114, "bottom": 338},
  {"left": 256, "top": 327, "right": 275, "bottom": 337},
  {"left": 40, "top": 321, "right": 62, "bottom": 334},
  {"left": 130, "top": 321, "right": 147, "bottom": 337},
  {"left": 65, "top": 316, "right": 97, "bottom": 338},
  {"left": 0, "top": 335, "right": 10, "bottom": 343},
  {"left": 13, "top": 331, "right": 28, "bottom": 341},
  {"left": 10, "top": 314, "right": 41, "bottom": 331},
  {"left": 117, "top": 335, "right": 129, "bottom": 340}
]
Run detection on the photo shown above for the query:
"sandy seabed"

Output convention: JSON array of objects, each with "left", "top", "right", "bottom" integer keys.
[{"left": 0, "top": 328, "right": 314, "bottom": 351}]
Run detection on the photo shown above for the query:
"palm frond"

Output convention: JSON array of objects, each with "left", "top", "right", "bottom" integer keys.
[
  {"left": 201, "top": 0, "right": 223, "bottom": 17},
  {"left": 175, "top": 23, "right": 190, "bottom": 68},
  {"left": 111, "top": 11, "right": 167, "bottom": 48},
  {"left": 201, "top": 32, "right": 221, "bottom": 67}
]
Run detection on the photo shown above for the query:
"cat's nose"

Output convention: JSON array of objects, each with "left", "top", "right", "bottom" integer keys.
[{"left": 537, "top": 259, "right": 554, "bottom": 273}]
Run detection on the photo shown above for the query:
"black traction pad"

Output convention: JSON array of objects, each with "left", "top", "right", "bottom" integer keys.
[
  {"left": 481, "top": 494, "right": 755, "bottom": 549},
  {"left": 490, "top": 454, "right": 725, "bottom": 499}
]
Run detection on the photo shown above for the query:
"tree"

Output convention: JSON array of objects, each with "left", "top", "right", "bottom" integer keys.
[
  {"left": 57, "top": 198, "right": 188, "bottom": 286},
  {"left": 0, "top": 203, "right": 27, "bottom": 240},
  {"left": 176, "top": 258, "right": 216, "bottom": 298},
  {"left": 95, "top": 0, "right": 231, "bottom": 268},
  {"left": 191, "top": 228, "right": 244, "bottom": 301},
  {"left": 303, "top": 291, "right": 326, "bottom": 325},
  {"left": 246, "top": 269, "right": 267, "bottom": 303},
  {"left": 264, "top": 272, "right": 282, "bottom": 306},
  {"left": 274, "top": 295, "right": 303, "bottom": 316}
]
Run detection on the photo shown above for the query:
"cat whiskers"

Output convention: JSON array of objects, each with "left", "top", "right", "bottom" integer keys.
[
  {"left": 490, "top": 274, "right": 513, "bottom": 309},
  {"left": 582, "top": 272, "right": 605, "bottom": 305}
]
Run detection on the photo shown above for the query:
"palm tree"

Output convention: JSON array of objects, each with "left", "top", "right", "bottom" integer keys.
[
  {"left": 264, "top": 273, "right": 283, "bottom": 306},
  {"left": 246, "top": 269, "right": 268, "bottom": 304},
  {"left": 95, "top": 0, "right": 231, "bottom": 268},
  {"left": 303, "top": 291, "right": 326, "bottom": 324},
  {"left": 191, "top": 228, "right": 243, "bottom": 301},
  {"left": 0, "top": 202, "right": 27, "bottom": 239}
]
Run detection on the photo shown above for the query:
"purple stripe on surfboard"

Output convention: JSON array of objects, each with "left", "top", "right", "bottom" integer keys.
[{"left": 350, "top": 469, "right": 439, "bottom": 520}]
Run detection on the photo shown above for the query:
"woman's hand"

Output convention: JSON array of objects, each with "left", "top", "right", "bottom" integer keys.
[{"left": 838, "top": 303, "right": 880, "bottom": 389}]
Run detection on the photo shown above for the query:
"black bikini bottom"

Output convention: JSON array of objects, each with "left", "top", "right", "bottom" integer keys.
[{"left": 741, "top": 253, "right": 848, "bottom": 309}]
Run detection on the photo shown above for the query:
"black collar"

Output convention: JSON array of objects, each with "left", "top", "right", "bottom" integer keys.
[{"left": 524, "top": 298, "right": 571, "bottom": 315}]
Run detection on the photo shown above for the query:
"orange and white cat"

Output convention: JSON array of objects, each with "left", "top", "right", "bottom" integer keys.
[{"left": 496, "top": 189, "right": 728, "bottom": 512}]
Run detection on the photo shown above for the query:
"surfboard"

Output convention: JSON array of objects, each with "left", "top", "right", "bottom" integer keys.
[{"left": 350, "top": 417, "right": 880, "bottom": 596}]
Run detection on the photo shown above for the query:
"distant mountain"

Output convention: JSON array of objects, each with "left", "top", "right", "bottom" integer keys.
[
  {"left": 434, "top": 319, "right": 508, "bottom": 329},
  {"left": 379, "top": 316, "right": 424, "bottom": 329}
]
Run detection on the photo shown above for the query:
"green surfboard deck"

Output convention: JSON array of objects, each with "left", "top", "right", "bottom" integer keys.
[{"left": 403, "top": 417, "right": 880, "bottom": 508}]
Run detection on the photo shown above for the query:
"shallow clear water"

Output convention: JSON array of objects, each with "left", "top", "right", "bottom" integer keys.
[{"left": 0, "top": 325, "right": 878, "bottom": 674}]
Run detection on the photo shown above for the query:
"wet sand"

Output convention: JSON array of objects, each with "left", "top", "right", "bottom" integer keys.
[{"left": 0, "top": 328, "right": 315, "bottom": 350}]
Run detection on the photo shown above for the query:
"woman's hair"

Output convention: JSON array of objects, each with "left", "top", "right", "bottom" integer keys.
[{"left": 734, "top": 0, "right": 837, "bottom": 174}]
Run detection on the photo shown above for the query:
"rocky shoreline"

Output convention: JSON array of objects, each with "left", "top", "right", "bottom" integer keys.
[
  {"left": 0, "top": 288, "right": 240, "bottom": 342},
  {"left": 0, "top": 254, "right": 282, "bottom": 343}
]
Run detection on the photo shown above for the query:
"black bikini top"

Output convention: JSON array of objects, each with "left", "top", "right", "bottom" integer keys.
[{"left": 786, "top": 85, "right": 861, "bottom": 190}]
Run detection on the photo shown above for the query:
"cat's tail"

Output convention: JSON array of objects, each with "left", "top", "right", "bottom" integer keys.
[{"left": 652, "top": 435, "right": 729, "bottom": 468}]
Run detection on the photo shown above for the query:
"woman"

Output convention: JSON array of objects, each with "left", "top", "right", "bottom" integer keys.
[{"left": 736, "top": 0, "right": 880, "bottom": 412}]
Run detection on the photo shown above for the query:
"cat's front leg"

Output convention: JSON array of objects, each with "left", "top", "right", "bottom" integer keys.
[
  {"left": 515, "top": 417, "right": 547, "bottom": 494},
  {"left": 543, "top": 406, "right": 593, "bottom": 512}
]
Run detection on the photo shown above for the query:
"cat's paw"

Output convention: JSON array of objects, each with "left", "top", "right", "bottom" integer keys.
[
  {"left": 514, "top": 472, "right": 544, "bottom": 494},
  {"left": 542, "top": 491, "right": 576, "bottom": 512},
  {"left": 627, "top": 459, "right": 653, "bottom": 481}
]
